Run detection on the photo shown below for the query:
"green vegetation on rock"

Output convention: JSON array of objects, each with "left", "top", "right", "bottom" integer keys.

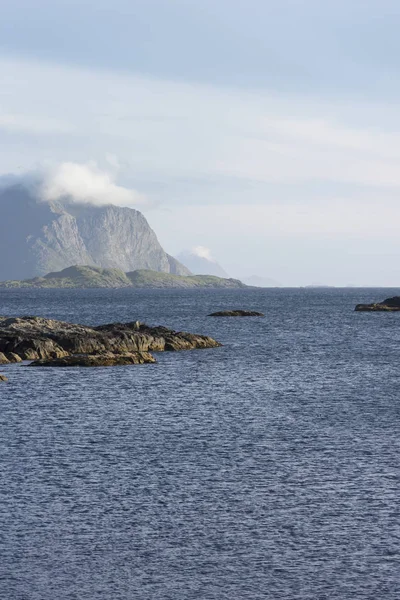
[
  {"left": 127, "top": 270, "right": 246, "bottom": 289},
  {"left": 0, "top": 265, "right": 247, "bottom": 289},
  {"left": 0, "top": 266, "right": 132, "bottom": 288}
]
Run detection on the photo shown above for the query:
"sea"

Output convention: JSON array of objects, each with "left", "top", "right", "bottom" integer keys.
[{"left": 0, "top": 287, "right": 399, "bottom": 600}]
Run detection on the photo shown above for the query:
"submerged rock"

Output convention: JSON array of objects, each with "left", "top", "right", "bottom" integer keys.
[
  {"left": 0, "top": 316, "right": 221, "bottom": 368},
  {"left": 208, "top": 310, "right": 265, "bottom": 317},
  {"left": 355, "top": 297, "right": 400, "bottom": 312}
]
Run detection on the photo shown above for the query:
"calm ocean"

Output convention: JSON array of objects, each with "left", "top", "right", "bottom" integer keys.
[{"left": 0, "top": 288, "right": 399, "bottom": 599}]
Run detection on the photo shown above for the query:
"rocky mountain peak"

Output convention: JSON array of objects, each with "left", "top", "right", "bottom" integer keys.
[{"left": 0, "top": 184, "right": 190, "bottom": 280}]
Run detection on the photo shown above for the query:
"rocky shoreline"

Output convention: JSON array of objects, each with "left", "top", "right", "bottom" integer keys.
[{"left": 0, "top": 316, "right": 221, "bottom": 371}]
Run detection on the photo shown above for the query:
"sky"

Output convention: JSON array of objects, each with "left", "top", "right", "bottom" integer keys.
[{"left": 1, "top": 0, "right": 400, "bottom": 285}]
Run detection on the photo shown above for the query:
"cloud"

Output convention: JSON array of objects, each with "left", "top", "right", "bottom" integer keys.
[
  {"left": 3, "top": 56, "right": 400, "bottom": 284},
  {"left": 3, "top": 56, "right": 400, "bottom": 193},
  {"left": 191, "top": 245, "right": 216, "bottom": 262},
  {"left": 153, "top": 200, "right": 400, "bottom": 243},
  {"left": 40, "top": 162, "right": 146, "bottom": 207}
]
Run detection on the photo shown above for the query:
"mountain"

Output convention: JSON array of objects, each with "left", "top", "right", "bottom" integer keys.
[
  {"left": 0, "top": 184, "right": 190, "bottom": 280},
  {"left": 241, "top": 275, "right": 281, "bottom": 287},
  {"left": 176, "top": 248, "right": 229, "bottom": 277},
  {"left": 0, "top": 265, "right": 248, "bottom": 289}
]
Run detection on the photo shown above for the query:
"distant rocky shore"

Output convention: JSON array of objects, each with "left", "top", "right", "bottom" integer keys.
[
  {"left": 355, "top": 296, "right": 400, "bottom": 312},
  {"left": 0, "top": 316, "right": 221, "bottom": 372},
  {"left": 0, "top": 265, "right": 247, "bottom": 290}
]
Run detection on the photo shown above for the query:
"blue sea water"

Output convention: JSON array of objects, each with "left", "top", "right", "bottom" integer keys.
[{"left": 0, "top": 287, "right": 399, "bottom": 600}]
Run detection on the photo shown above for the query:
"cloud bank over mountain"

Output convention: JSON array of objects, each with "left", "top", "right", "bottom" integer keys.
[
  {"left": 0, "top": 162, "right": 146, "bottom": 209},
  {"left": 40, "top": 162, "right": 145, "bottom": 207}
]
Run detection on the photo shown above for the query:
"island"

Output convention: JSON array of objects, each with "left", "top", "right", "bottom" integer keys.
[
  {"left": 0, "top": 265, "right": 248, "bottom": 289},
  {"left": 0, "top": 316, "right": 221, "bottom": 368},
  {"left": 355, "top": 296, "right": 400, "bottom": 312}
]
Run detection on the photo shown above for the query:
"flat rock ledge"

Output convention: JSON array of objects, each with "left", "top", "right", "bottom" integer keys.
[
  {"left": 0, "top": 374, "right": 7, "bottom": 382},
  {"left": 29, "top": 352, "right": 156, "bottom": 367},
  {"left": 208, "top": 310, "right": 265, "bottom": 317},
  {"left": 0, "top": 316, "right": 221, "bottom": 367},
  {"left": 355, "top": 296, "right": 400, "bottom": 312}
]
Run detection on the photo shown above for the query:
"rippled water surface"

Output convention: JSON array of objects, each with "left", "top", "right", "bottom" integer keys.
[{"left": 1, "top": 288, "right": 400, "bottom": 599}]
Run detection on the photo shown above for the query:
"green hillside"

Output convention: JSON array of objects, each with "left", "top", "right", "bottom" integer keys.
[
  {"left": 0, "top": 266, "right": 247, "bottom": 289},
  {"left": 127, "top": 270, "right": 246, "bottom": 288}
]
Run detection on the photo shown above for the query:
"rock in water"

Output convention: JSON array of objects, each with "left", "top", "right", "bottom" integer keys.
[
  {"left": 208, "top": 310, "right": 265, "bottom": 317},
  {"left": 29, "top": 352, "right": 156, "bottom": 367},
  {"left": 355, "top": 297, "right": 400, "bottom": 311},
  {"left": 0, "top": 316, "right": 221, "bottom": 367},
  {"left": 0, "top": 374, "right": 7, "bottom": 382}
]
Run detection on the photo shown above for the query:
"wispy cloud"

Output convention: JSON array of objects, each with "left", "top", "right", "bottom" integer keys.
[
  {"left": 0, "top": 113, "right": 72, "bottom": 134},
  {"left": 1, "top": 56, "right": 400, "bottom": 283},
  {"left": 2, "top": 56, "right": 400, "bottom": 192}
]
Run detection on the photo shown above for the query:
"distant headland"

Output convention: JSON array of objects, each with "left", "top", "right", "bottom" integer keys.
[{"left": 0, "top": 265, "right": 248, "bottom": 290}]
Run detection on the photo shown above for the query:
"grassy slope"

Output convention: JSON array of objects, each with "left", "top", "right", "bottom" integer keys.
[
  {"left": 1, "top": 266, "right": 132, "bottom": 288},
  {"left": 127, "top": 270, "right": 246, "bottom": 288},
  {"left": 0, "top": 266, "right": 247, "bottom": 289}
]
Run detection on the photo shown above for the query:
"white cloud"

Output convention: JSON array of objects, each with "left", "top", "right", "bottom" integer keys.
[
  {"left": 191, "top": 245, "right": 216, "bottom": 261},
  {"left": 40, "top": 162, "right": 145, "bottom": 207}
]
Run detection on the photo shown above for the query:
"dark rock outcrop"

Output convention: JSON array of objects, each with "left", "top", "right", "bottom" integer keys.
[
  {"left": 29, "top": 352, "right": 156, "bottom": 367},
  {"left": 6, "top": 352, "right": 23, "bottom": 363},
  {"left": 0, "top": 352, "right": 9, "bottom": 364},
  {"left": 355, "top": 297, "right": 400, "bottom": 312},
  {"left": 208, "top": 310, "right": 265, "bottom": 317},
  {"left": 0, "top": 351, "right": 23, "bottom": 364},
  {"left": 0, "top": 316, "right": 221, "bottom": 367}
]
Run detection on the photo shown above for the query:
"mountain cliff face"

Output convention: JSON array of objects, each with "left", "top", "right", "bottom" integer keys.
[{"left": 0, "top": 185, "right": 190, "bottom": 280}]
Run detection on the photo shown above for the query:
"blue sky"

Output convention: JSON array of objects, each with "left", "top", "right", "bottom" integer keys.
[{"left": 1, "top": 0, "right": 400, "bottom": 284}]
